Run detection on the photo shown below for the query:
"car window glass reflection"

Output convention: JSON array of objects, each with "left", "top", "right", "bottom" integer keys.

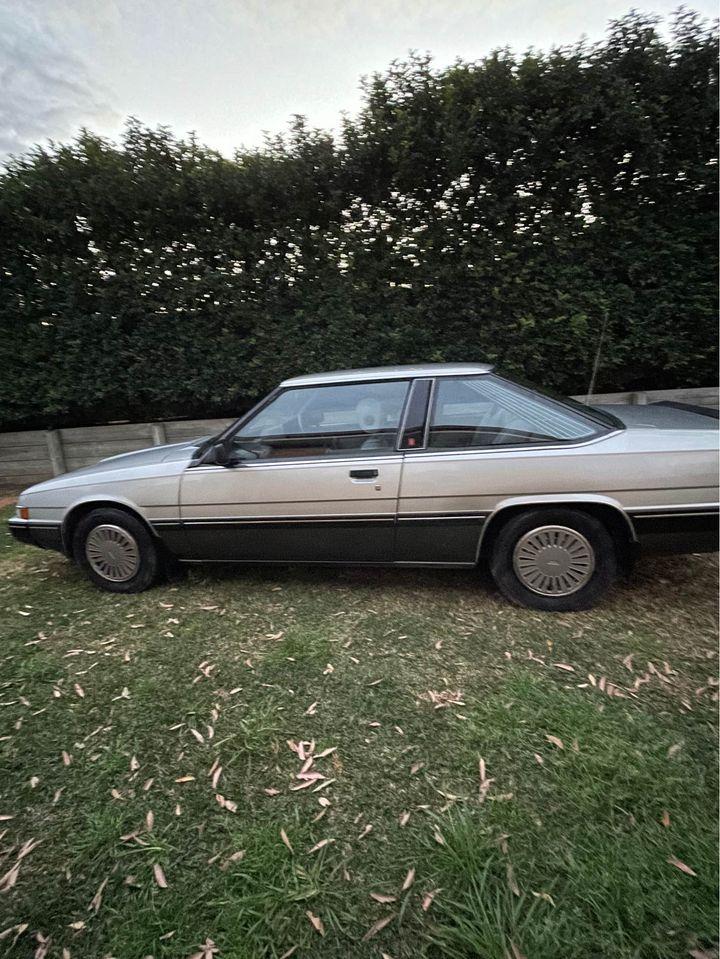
[
  {"left": 428, "top": 376, "right": 599, "bottom": 448},
  {"left": 231, "top": 380, "right": 409, "bottom": 459}
]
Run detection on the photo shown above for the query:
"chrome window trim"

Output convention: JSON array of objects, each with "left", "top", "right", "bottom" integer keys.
[
  {"left": 188, "top": 430, "right": 618, "bottom": 470},
  {"left": 401, "top": 428, "right": 623, "bottom": 458}
]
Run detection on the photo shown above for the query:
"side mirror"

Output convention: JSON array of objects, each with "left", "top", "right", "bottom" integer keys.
[{"left": 213, "top": 442, "right": 230, "bottom": 466}]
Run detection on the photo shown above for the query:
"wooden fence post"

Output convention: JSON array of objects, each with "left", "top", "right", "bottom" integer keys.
[
  {"left": 151, "top": 423, "right": 167, "bottom": 446},
  {"left": 45, "top": 429, "right": 66, "bottom": 476}
]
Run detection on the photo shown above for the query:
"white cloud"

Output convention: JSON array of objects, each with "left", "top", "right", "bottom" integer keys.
[{"left": 0, "top": 1, "right": 118, "bottom": 159}]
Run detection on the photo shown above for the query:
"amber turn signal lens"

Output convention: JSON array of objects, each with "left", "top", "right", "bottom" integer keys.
[{"left": 18, "top": 507, "right": 29, "bottom": 520}]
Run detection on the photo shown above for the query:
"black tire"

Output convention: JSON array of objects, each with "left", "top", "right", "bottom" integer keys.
[
  {"left": 489, "top": 508, "right": 617, "bottom": 612},
  {"left": 73, "top": 508, "right": 160, "bottom": 594}
]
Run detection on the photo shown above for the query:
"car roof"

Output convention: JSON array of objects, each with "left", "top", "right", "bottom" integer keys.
[{"left": 280, "top": 363, "right": 494, "bottom": 387}]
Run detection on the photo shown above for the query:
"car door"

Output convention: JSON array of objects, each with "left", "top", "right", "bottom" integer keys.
[
  {"left": 179, "top": 378, "right": 410, "bottom": 563},
  {"left": 396, "top": 374, "right": 607, "bottom": 564}
]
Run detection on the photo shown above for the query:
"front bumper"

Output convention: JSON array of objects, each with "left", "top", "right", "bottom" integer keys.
[{"left": 8, "top": 521, "right": 65, "bottom": 554}]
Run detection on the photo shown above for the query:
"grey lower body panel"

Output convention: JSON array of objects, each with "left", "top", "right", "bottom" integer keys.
[
  {"left": 395, "top": 513, "right": 487, "bottom": 563},
  {"left": 154, "top": 517, "right": 397, "bottom": 563},
  {"left": 152, "top": 506, "right": 718, "bottom": 566},
  {"left": 153, "top": 513, "right": 488, "bottom": 565},
  {"left": 628, "top": 508, "right": 719, "bottom": 554},
  {"left": 8, "top": 522, "right": 65, "bottom": 554}
]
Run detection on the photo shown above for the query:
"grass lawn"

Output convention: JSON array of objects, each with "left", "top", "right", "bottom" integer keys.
[{"left": 0, "top": 502, "right": 717, "bottom": 959}]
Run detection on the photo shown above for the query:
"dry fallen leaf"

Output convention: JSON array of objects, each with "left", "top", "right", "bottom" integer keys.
[
  {"left": 306, "top": 911, "right": 325, "bottom": 936},
  {"left": 289, "top": 779, "right": 317, "bottom": 791},
  {"left": 401, "top": 868, "right": 415, "bottom": 891},
  {"left": 422, "top": 888, "right": 440, "bottom": 911},
  {"left": 661, "top": 810, "right": 671, "bottom": 828},
  {"left": 370, "top": 893, "right": 397, "bottom": 904},
  {"left": 362, "top": 914, "right": 395, "bottom": 941},
  {"left": 308, "top": 838, "right": 335, "bottom": 854},
  {"left": 188, "top": 937, "right": 219, "bottom": 959},
  {"left": 220, "top": 850, "right": 246, "bottom": 871},
  {"left": 358, "top": 824, "right": 373, "bottom": 840},
  {"left": 545, "top": 735, "right": 564, "bottom": 750},
  {"left": 88, "top": 877, "right": 108, "bottom": 913},
  {"left": 152, "top": 863, "right": 168, "bottom": 888},
  {"left": 410, "top": 761, "right": 425, "bottom": 775},
  {"left": 531, "top": 890, "right": 556, "bottom": 906},
  {"left": 399, "top": 811, "right": 411, "bottom": 827},
  {"left": 280, "top": 829, "right": 293, "bottom": 853},
  {"left": 667, "top": 855, "right": 697, "bottom": 876},
  {"left": 313, "top": 778, "right": 335, "bottom": 793}
]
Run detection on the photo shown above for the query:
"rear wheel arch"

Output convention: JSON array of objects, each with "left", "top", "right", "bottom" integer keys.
[{"left": 478, "top": 501, "right": 635, "bottom": 566}]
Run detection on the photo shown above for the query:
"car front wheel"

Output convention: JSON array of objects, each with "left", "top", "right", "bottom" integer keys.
[
  {"left": 489, "top": 508, "right": 617, "bottom": 612},
  {"left": 73, "top": 508, "right": 160, "bottom": 593}
]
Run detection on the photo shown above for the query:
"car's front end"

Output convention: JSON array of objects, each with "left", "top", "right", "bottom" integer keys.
[{"left": 8, "top": 436, "right": 208, "bottom": 558}]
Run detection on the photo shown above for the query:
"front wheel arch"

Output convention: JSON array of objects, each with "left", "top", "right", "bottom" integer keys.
[{"left": 63, "top": 501, "right": 159, "bottom": 557}]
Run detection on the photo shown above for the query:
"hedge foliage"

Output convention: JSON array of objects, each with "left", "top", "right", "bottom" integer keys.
[{"left": 0, "top": 11, "right": 717, "bottom": 430}]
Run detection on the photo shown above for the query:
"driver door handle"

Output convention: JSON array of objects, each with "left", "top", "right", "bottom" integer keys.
[{"left": 349, "top": 468, "right": 378, "bottom": 480}]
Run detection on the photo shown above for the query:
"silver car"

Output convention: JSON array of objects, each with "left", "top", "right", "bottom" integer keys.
[{"left": 8, "top": 364, "right": 719, "bottom": 611}]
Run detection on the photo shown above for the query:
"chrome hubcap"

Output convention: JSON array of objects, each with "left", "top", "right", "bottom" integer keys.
[
  {"left": 85, "top": 525, "right": 140, "bottom": 582},
  {"left": 513, "top": 525, "right": 595, "bottom": 596}
]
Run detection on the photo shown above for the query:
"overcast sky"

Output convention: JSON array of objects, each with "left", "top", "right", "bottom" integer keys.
[{"left": 1, "top": 0, "right": 716, "bottom": 160}]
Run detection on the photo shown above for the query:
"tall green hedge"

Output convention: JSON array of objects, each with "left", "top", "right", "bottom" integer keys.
[{"left": 0, "top": 11, "right": 716, "bottom": 430}]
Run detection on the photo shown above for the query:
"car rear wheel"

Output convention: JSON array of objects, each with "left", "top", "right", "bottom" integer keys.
[
  {"left": 73, "top": 508, "right": 160, "bottom": 593},
  {"left": 489, "top": 508, "right": 617, "bottom": 611}
]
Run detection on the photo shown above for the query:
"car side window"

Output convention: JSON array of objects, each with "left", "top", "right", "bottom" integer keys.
[
  {"left": 231, "top": 380, "right": 410, "bottom": 459},
  {"left": 427, "top": 375, "right": 599, "bottom": 449}
]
